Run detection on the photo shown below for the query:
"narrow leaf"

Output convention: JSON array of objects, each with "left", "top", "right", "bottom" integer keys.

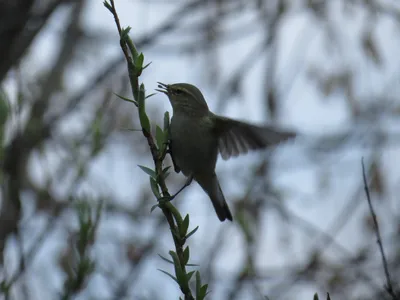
[
  {"left": 137, "top": 165, "right": 156, "bottom": 179},
  {"left": 186, "top": 263, "right": 199, "bottom": 267},
  {"left": 186, "top": 271, "right": 195, "bottom": 282},
  {"left": 196, "top": 271, "right": 202, "bottom": 298},
  {"left": 185, "top": 226, "right": 199, "bottom": 240},
  {"left": 158, "top": 254, "right": 174, "bottom": 264},
  {"left": 119, "top": 128, "right": 142, "bottom": 132},
  {"left": 180, "top": 215, "right": 190, "bottom": 237},
  {"left": 169, "top": 251, "right": 180, "bottom": 269},
  {"left": 134, "top": 53, "right": 144, "bottom": 70},
  {"left": 158, "top": 269, "right": 178, "bottom": 283},
  {"left": 145, "top": 93, "right": 156, "bottom": 99},
  {"left": 143, "top": 61, "right": 152, "bottom": 70},
  {"left": 150, "top": 177, "right": 160, "bottom": 199},
  {"left": 156, "top": 125, "right": 165, "bottom": 152},
  {"left": 103, "top": 1, "right": 112, "bottom": 11},
  {"left": 183, "top": 246, "right": 190, "bottom": 266},
  {"left": 163, "top": 111, "right": 170, "bottom": 131},
  {"left": 120, "top": 27, "right": 131, "bottom": 40},
  {"left": 169, "top": 251, "right": 185, "bottom": 285},
  {"left": 114, "top": 93, "right": 138, "bottom": 106},
  {"left": 138, "top": 84, "right": 151, "bottom": 132},
  {"left": 150, "top": 204, "right": 159, "bottom": 213},
  {"left": 0, "top": 89, "right": 9, "bottom": 126},
  {"left": 199, "top": 284, "right": 208, "bottom": 299},
  {"left": 162, "top": 166, "right": 171, "bottom": 179}
]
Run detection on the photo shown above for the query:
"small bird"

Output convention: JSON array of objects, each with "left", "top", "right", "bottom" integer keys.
[{"left": 156, "top": 82, "right": 295, "bottom": 222}]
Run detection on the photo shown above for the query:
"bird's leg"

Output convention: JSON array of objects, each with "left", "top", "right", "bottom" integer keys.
[
  {"left": 161, "top": 175, "right": 193, "bottom": 202},
  {"left": 174, "top": 175, "right": 193, "bottom": 197}
]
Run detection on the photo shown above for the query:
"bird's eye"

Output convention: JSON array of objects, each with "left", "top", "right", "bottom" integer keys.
[{"left": 174, "top": 89, "right": 183, "bottom": 95}]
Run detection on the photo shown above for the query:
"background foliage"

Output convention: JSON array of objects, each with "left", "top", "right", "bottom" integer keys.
[{"left": 0, "top": 0, "right": 399, "bottom": 299}]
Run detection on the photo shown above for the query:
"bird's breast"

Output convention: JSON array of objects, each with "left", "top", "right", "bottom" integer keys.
[{"left": 170, "top": 114, "right": 218, "bottom": 176}]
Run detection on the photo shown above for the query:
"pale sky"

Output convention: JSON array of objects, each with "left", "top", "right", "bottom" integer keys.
[{"left": 4, "top": 0, "right": 400, "bottom": 299}]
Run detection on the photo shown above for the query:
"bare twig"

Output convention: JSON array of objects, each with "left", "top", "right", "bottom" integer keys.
[{"left": 361, "top": 157, "right": 398, "bottom": 300}]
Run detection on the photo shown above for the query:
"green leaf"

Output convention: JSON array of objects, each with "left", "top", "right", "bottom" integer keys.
[
  {"left": 158, "top": 254, "right": 174, "bottom": 264},
  {"left": 91, "top": 115, "right": 102, "bottom": 155},
  {"left": 114, "top": 93, "right": 138, "bottom": 106},
  {"left": 103, "top": 1, "right": 112, "bottom": 11},
  {"left": 0, "top": 89, "right": 9, "bottom": 127},
  {"left": 134, "top": 53, "right": 144, "bottom": 70},
  {"left": 143, "top": 61, "right": 152, "bottom": 70},
  {"left": 199, "top": 284, "right": 209, "bottom": 300},
  {"left": 180, "top": 215, "right": 190, "bottom": 237},
  {"left": 169, "top": 251, "right": 180, "bottom": 266},
  {"left": 186, "top": 270, "right": 195, "bottom": 282},
  {"left": 156, "top": 125, "right": 165, "bottom": 152},
  {"left": 138, "top": 84, "right": 151, "bottom": 132},
  {"left": 150, "top": 177, "right": 160, "bottom": 199},
  {"left": 150, "top": 203, "right": 159, "bottom": 213},
  {"left": 185, "top": 226, "right": 199, "bottom": 240},
  {"left": 183, "top": 246, "right": 190, "bottom": 265},
  {"left": 119, "top": 128, "right": 141, "bottom": 132},
  {"left": 158, "top": 269, "right": 178, "bottom": 283},
  {"left": 163, "top": 111, "right": 170, "bottom": 131},
  {"left": 1, "top": 280, "right": 9, "bottom": 293},
  {"left": 162, "top": 171, "right": 170, "bottom": 180},
  {"left": 162, "top": 166, "right": 171, "bottom": 179},
  {"left": 162, "top": 166, "right": 171, "bottom": 173},
  {"left": 145, "top": 93, "right": 156, "bottom": 99},
  {"left": 186, "top": 263, "right": 199, "bottom": 267},
  {"left": 195, "top": 272, "right": 202, "bottom": 298},
  {"left": 169, "top": 251, "right": 186, "bottom": 286},
  {"left": 137, "top": 165, "right": 156, "bottom": 179},
  {"left": 127, "top": 38, "right": 139, "bottom": 63},
  {"left": 313, "top": 293, "right": 319, "bottom": 300},
  {"left": 120, "top": 27, "right": 131, "bottom": 40}
]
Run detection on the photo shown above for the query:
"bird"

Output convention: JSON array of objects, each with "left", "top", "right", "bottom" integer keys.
[{"left": 156, "top": 82, "right": 296, "bottom": 222}]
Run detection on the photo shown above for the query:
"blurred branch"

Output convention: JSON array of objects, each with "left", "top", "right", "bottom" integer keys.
[
  {"left": 362, "top": 158, "right": 399, "bottom": 300},
  {"left": 111, "top": 217, "right": 165, "bottom": 299},
  {"left": 1, "top": 215, "right": 59, "bottom": 297},
  {"left": 0, "top": 0, "right": 86, "bottom": 266},
  {"left": 360, "top": 0, "right": 400, "bottom": 21},
  {"left": 0, "top": 0, "right": 67, "bottom": 82},
  {"left": 52, "top": 0, "right": 207, "bottom": 125},
  {"left": 60, "top": 200, "right": 102, "bottom": 299}
]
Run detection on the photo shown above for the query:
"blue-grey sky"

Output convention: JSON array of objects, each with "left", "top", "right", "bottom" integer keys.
[{"left": 3, "top": 0, "right": 400, "bottom": 299}]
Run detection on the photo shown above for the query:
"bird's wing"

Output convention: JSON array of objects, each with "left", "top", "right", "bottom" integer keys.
[{"left": 213, "top": 116, "right": 296, "bottom": 160}]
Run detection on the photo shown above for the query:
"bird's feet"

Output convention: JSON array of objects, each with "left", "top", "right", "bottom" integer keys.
[{"left": 157, "top": 175, "right": 193, "bottom": 202}]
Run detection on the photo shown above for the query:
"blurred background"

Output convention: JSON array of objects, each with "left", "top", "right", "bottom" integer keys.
[{"left": 0, "top": 0, "right": 399, "bottom": 299}]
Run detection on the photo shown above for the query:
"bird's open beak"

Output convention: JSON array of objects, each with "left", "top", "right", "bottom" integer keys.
[{"left": 155, "top": 82, "right": 169, "bottom": 94}]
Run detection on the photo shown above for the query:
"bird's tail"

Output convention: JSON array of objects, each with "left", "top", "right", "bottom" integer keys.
[{"left": 195, "top": 173, "right": 233, "bottom": 222}]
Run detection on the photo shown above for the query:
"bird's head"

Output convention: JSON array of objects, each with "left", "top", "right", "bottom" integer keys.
[{"left": 156, "top": 82, "right": 209, "bottom": 115}]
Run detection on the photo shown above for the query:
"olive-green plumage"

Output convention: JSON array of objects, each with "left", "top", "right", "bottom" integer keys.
[{"left": 156, "top": 82, "right": 296, "bottom": 222}]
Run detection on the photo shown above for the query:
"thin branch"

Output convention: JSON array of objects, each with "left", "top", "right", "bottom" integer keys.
[
  {"left": 105, "top": 1, "right": 198, "bottom": 299},
  {"left": 361, "top": 157, "right": 398, "bottom": 300}
]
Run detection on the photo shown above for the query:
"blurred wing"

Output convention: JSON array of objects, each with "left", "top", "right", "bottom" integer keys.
[{"left": 214, "top": 116, "right": 296, "bottom": 160}]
